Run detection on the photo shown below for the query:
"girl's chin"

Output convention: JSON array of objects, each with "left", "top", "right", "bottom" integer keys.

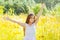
[{"left": 29, "top": 22, "right": 33, "bottom": 24}]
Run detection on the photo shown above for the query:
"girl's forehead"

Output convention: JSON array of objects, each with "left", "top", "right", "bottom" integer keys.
[
  {"left": 30, "top": 16, "right": 35, "bottom": 18},
  {"left": 31, "top": 15, "right": 34, "bottom": 17}
]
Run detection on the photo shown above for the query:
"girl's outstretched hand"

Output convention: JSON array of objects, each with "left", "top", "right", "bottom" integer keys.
[
  {"left": 2, "top": 15, "right": 10, "bottom": 20},
  {"left": 41, "top": 3, "right": 46, "bottom": 9},
  {"left": 35, "top": 3, "right": 46, "bottom": 24},
  {"left": 5, "top": 16, "right": 10, "bottom": 20}
]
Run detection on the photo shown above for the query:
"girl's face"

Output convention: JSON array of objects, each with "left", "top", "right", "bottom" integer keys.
[{"left": 29, "top": 16, "right": 35, "bottom": 23}]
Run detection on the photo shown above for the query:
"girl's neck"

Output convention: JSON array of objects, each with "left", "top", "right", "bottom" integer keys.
[{"left": 28, "top": 23, "right": 32, "bottom": 25}]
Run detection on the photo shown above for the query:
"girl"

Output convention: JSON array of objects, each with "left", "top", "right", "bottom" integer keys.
[{"left": 5, "top": 4, "right": 45, "bottom": 40}]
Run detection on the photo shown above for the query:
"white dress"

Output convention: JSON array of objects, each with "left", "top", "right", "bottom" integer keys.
[{"left": 24, "top": 23, "right": 36, "bottom": 40}]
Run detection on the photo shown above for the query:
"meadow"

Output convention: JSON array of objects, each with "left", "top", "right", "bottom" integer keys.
[
  {"left": 0, "top": 14, "right": 60, "bottom": 40},
  {"left": 0, "top": 0, "right": 60, "bottom": 40}
]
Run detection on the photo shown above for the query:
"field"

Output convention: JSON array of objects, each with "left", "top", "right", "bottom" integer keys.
[
  {"left": 0, "top": 14, "right": 60, "bottom": 40},
  {"left": 0, "top": 0, "right": 60, "bottom": 40}
]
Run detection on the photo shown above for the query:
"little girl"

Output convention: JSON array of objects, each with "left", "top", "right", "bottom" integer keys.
[{"left": 5, "top": 4, "right": 45, "bottom": 40}]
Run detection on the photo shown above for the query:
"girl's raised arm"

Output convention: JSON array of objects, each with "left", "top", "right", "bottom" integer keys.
[
  {"left": 35, "top": 3, "right": 45, "bottom": 24},
  {"left": 5, "top": 16, "right": 26, "bottom": 27}
]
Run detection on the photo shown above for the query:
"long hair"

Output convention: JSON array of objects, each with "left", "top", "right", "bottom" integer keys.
[{"left": 26, "top": 14, "right": 35, "bottom": 24}]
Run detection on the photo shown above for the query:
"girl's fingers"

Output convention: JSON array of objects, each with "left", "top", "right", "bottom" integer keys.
[
  {"left": 6, "top": 17, "right": 10, "bottom": 20},
  {"left": 2, "top": 16, "right": 9, "bottom": 20},
  {"left": 41, "top": 3, "right": 45, "bottom": 8}
]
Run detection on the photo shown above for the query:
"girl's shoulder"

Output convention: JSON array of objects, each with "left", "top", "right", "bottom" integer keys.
[
  {"left": 25, "top": 23, "right": 35, "bottom": 25},
  {"left": 25, "top": 23, "right": 28, "bottom": 26}
]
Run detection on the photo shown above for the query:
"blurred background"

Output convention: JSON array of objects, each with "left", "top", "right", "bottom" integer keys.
[{"left": 0, "top": 0, "right": 60, "bottom": 40}]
